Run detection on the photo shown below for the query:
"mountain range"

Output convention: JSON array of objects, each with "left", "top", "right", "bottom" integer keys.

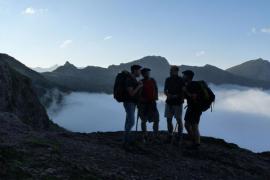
[
  {"left": 43, "top": 56, "right": 270, "bottom": 93},
  {"left": 1, "top": 53, "right": 270, "bottom": 97}
]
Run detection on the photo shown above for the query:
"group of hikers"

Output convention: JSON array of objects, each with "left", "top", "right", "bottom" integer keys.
[{"left": 114, "top": 64, "right": 215, "bottom": 150}]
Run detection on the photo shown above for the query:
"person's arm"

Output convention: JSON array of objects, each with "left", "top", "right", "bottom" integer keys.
[
  {"left": 183, "top": 84, "right": 197, "bottom": 100},
  {"left": 153, "top": 79, "right": 159, "bottom": 100},
  {"left": 164, "top": 78, "right": 169, "bottom": 96},
  {"left": 127, "top": 81, "right": 143, "bottom": 97}
]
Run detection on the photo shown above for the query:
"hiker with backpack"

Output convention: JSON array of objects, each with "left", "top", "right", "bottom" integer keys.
[
  {"left": 164, "top": 66, "right": 185, "bottom": 145},
  {"left": 182, "top": 70, "right": 215, "bottom": 149},
  {"left": 113, "top": 65, "right": 143, "bottom": 146},
  {"left": 138, "top": 68, "right": 159, "bottom": 140}
]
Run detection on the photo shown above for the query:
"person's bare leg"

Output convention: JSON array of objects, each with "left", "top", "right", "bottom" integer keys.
[
  {"left": 167, "top": 118, "right": 173, "bottom": 135},
  {"left": 140, "top": 119, "right": 148, "bottom": 142},
  {"left": 185, "top": 121, "right": 193, "bottom": 140},
  {"left": 164, "top": 117, "right": 173, "bottom": 143},
  {"left": 153, "top": 119, "right": 159, "bottom": 133},
  {"left": 176, "top": 118, "right": 183, "bottom": 140},
  {"left": 141, "top": 119, "right": 147, "bottom": 132},
  {"left": 192, "top": 124, "right": 200, "bottom": 145}
]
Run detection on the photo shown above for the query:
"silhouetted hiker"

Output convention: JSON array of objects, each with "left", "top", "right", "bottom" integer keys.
[
  {"left": 113, "top": 64, "right": 143, "bottom": 147},
  {"left": 182, "top": 70, "right": 215, "bottom": 150},
  {"left": 164, "top": 66, "right": 185, "bottom": 145},
  {"left": 138, "top": 68, "right": 159, "bottom": 141}
]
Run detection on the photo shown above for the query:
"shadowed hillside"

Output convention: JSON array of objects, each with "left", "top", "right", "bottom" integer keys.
[
  {"left": 0, "top": 54, "right": 67, "bottom": 107},
  {"left": 180, "top": 64, "right": 270, "bottom": 89},
  {"left": 0, "top": 60, "right": 59, "bottom": 130},
  {"left": 227, "top": 58, "right": 270, "bottom": 82}
]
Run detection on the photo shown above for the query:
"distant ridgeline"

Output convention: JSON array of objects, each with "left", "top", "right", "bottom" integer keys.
[{"left": 1, "top": 53, "right": 270, "bottom": 98}]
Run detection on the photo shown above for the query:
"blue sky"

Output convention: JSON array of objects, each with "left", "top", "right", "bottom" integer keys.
[{"left": 0, "top": 0, "right": 270, "bottom": 69}]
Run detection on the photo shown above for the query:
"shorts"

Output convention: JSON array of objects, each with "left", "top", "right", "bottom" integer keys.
[
  {"left": 164, "top": 104, "right": 183, "bottom": 119},
  {"left": 138, "top": 102, "right": 159, "bottom": 123},
  {"left": 184, "top": 107, "right": 202, "bottom": 124}
]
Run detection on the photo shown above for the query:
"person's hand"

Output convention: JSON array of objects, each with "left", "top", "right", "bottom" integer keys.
[{"left": 138, "top": 81, "right": 143, "bottom": 88}]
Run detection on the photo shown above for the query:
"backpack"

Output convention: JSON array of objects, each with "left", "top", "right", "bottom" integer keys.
[
  {"left": 196, "top": 81, "right": 215, "bottom": 112},
  {"left": 113, "top": 71, "right": 131, "bottom": 102}
]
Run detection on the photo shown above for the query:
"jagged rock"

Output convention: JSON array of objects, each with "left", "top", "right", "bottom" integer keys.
[
  {"left": 0, "top": 126, "right": 269, "bottom": 180},
  {"left": 0, "top": 60, "right": 51, "bottom": 130}
]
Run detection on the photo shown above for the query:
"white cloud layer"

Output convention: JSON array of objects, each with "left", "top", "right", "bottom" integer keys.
[
  {"left": 213, "top": 86, "right": 270, "bottom": 117},
  {"left": 60, "top": 40, "right": 72, "bottom": 48},
  {"left": 48, "top": 85, "right": 270, "bottom": 152}
]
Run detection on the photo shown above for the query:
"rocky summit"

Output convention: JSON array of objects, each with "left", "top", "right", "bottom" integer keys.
[{"left": 0, "top": 125, "right": 270, "bottom": 180}]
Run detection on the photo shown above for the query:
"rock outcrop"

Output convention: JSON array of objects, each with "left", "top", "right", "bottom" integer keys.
[
  {"left": 0, "top": 60, "right": 53, "bottom": 130},
  {"left": 0, "top": 128, "right": 269, "bottom": 179},
  {"left": 0, "top": 53, "right": 68, "bottom": 108}
]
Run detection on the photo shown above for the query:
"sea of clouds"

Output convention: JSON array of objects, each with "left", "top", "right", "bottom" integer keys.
[{"left": 48, "top": 85, "right": 270, "bottom": 152}]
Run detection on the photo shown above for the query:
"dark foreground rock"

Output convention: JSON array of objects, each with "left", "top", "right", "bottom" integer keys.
[{"left": 0, "top": 118, "right": 269, "bottom": 180}]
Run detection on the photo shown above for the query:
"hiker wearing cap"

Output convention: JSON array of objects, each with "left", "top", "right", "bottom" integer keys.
[
  {"left": 164, "top": 66, "right": 185, "bottom": 145},
  {"left": 182, "top": 70, "right": 203, "bottom": 149},
  {"left": 138, "top": 68, "right": 159, "bottom": 140},
  {"left": 123, "top": 64, "right": 143, "bottom": 146}
]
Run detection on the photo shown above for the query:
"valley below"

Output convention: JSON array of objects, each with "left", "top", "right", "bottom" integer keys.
[{"left": 48, "top": 85, "right": 270, "bottom": 153}]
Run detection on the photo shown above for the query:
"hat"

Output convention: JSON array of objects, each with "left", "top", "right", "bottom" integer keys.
[
  {"left": 131, "top": 64, "right": 142, "bottom": 72},
  {"left": 141, "top": 68, "right": 151, "bottom": 74},
  {"left": 170, "top": 65, "right": 179, "bottom": 71},
  {"left": 182, "top": 70, "right": 194, "bottom": 78}
]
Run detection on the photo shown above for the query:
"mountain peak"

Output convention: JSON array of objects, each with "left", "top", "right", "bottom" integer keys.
[
  {"left": 64, "top": 61, "right": 75, "bottom": 67},
  {"left": 53, "top": 61, "right": 78, "bottom": 73},
  {"left": 227, "top": 58, "right": 270, "bottom": 82},
  {"left": 139, "top": 56, "right": 170, "bottom": 65},
  {"left": 253, "top": 58, "right": 269, "bottom": 64}
]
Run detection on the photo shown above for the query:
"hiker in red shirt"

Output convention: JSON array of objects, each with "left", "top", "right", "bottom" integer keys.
[{"left": 138, "top": 68, "right": 159, "bottom": 139}]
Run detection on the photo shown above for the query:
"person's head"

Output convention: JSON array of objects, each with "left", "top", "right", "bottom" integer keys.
[
  {"left": 170, "top": 66, "right": 179, "bottom": 77},
  {"left": 141, "top": 68, "right": 151, "bottom": 79},
  {"left": 131, "top": 64, "right": 142, "bottom": 77},
  {"left": 182, "top": 70, "right": 194, "bottom": 82}
]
